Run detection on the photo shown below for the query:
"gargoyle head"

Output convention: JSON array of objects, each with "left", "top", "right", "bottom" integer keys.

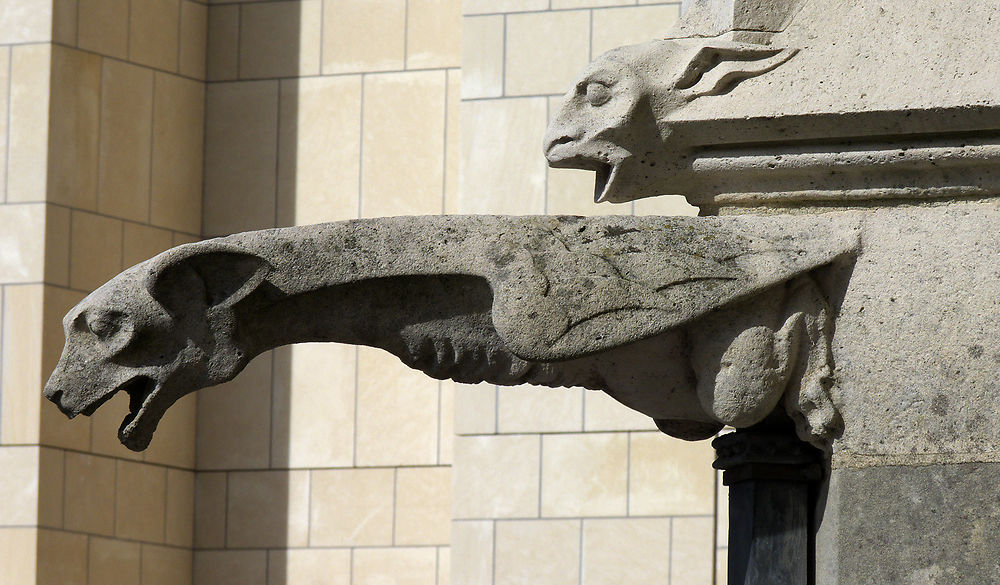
[
  {"left": 43, "top": 245, "right": 271, "bottom": 451},
  {"left": 543, "top": 38, "right": 797, "bottom": 203}
]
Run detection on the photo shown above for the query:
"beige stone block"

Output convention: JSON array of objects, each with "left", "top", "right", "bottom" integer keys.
[
  {"left": 47, "top": 46, "right": 100, "bottom": 210},
  {"left": 407, "top": 0, "right": 461, "bottom": 69},
  {"left": 45, "top": 205, "right": 71, "bottom": 287},
  {"left": 453, "top": 434, "right": 539, "bottom": 519},
  {"left": 179, "top": 1, "right": 207, "bottom": 79},
  {"left": 452, "top": 381, "right": 496, "bottom": 435},
  {"left": 227, "top": 470, "right": 310, "bottom": 548},
  {"left": 444, "top": 69, "right": 460, "bottom": 213},
  {"left": 240, "top": 0, "right": 320, "bottom": 79},
  {"left": 173, "top": 232, "right": 200, "bottom": 246},
  {"left": 591, "top": 5, "right": 681, "bottom": 58},
  {"left": 1, "top": 285, "right": 42, "bottom": 444},
  {"left": 321, "top": 0, "right": 405, "bottom": 75},
  {"left": 497, "top": 384, "right": 583, "bottom": 434},
  {"left": 0, "top": 49, "right": 8, "bottom": 195},
  {"left": 541, "top": 433, "right": 628, "bottom": 518},
  {"left": 716, "top": 547, "right": 729, "bottom": 585},
  {"left": 0, "top": 528, "right": 37, "bottom": 585},
  {"left": 451, "top": 520, "right": 492, "bottom": 584},
  {"left": 195, "top": 353, "right": 272, "bottom": 469},
  {"left": 78, "top": 0, "right": 128, "bottom": 59},
  {"left": 552, "top": 0, "right": 631, "bottom": 8},
  {"left": 122, "top": 222, "right": 173, "bottom": 269},
  {"left": 463, "top": 0, "right": 547, "bottom": 14},
  {"left": 0, "top": 0, "right": 52, "bottom": 43},
  {"left": 438, "top": 548, "right": 450, "bottom": 585},
  {"left": 206, "top": 5, "right": 238, "bottom": 81},
  {"left": 267, "top": 548, "right": 351, "bottom": 585},
  {"left": 628, "top": 431, "right": 715, "bottom": 516},
  {"left": 356, "top": 346, "right": 440, "bottom": 466},
  {"left": 583, "top": 389, "right": 658, "bottom": 432},
  {"left": 151, "top": 72, "right": 204, "bottom": 234},
  {"left": 130, "top": 0, "right": 180, "bottom": 71},
  {"left": 142, "top": 392, "right": 196, "bottom": 468},
  {"left": 276, "top": 76, "right": 362, "bottom": 226},
  {"left": 115, "top": 460, "right": 167, "bottom": 542},
  {"left": 439, "top": 377, "right": 454, "bottom": 464},
  {"left": 165, "top": 468, "right": 194, "bottom": 547},
  {"left": 505, "top": 11, "right": 590, "bottom": 96},
  {"left": 582, "top": 518, "right": 672, "bottom": 585},
  {"left": 309, "top": 468, "right": 394, "bottom": 546},
  {"left": 360, "top": 71, "right": 446, "bottom": 218},
  {"left": 37, "top": 529, "right": 87, "bottom": 585},
  {"left": 89, "top": 389, "right": 143, "bottom": 461},
  {"left": 353, "top": 547, "right": 438, "bottom": 585},
  {"left": 53, "top": 0, "right": 77, "bottom": 45},
  {"left": 194, "top": 550, "right": 267, "bottom": 585},
  {"left": 40, "top": 286, "right": 90, "bottom": 449},
  {"left": 69, "top": 211, "right": 122, "bottom": 291},
  {"left": 203, "top": 81, "right": 278, "bottom": 236},
  {"left": 99, "top": 60, "right": 153, "bottom": 222},
  {"left": 270, "top": 343, "right": 355, "bottom": 468},
  {"left": 460, "top": 15, "right": 502, "bottom": 99},
  {"left": 0, "top": 447, "right": 38, "bottom": 525},
  {"left": 142, "top": 545, "right": 193, "bottom": 585},
  {"left": 38, "top": 447, "right": 65, "bottom": 528},
  {"left": 671, "top": 516, "right": 715, "bottom": 584},
  {"left": 495, "top": 519, "right": 580, "bottom": 585},
  {"left": 0, "top": 203, "right": 45, "bottom": 283},
  {"left": 89, "top": 536, "right": 140, "bottom": 585},
  {"left": 633, "top": 194, "right": 699, "bottom": 216},
  {"left": 460, "top": 98, "right": 547, "bottom": 214},
  {"left": 395, "top": 466, "right": 452, "bottom": 545},
  {"left": 8, "top": 44, "right": 51, "bottom": 203},
  {"left": 63, "top": 452, "right": 115, "bottom": 536},
  {"left": 547, "top": 167, "right": 626, "bottom": 217},
  {"left": 193, "top": 471, "right": 226, "bottom": 549}
]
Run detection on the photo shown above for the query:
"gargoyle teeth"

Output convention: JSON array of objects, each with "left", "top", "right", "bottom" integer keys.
[{"left": 116, "top": 376, "right": 158, "bottom": 450}]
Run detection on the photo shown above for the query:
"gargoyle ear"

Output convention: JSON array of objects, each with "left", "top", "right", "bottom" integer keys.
[
  {"left": 145, "top": 247, "right": 271, "bottom": 314},
  {"left": 674, "top": 42, "right": 797, "bottom": 100}
]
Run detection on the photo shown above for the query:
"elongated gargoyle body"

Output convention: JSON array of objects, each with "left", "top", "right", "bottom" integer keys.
[
  {"left": 44, "top": 215, "right": 857, "bottom": 451},
  {"left": 543, "top": 38, "right": 798, "bottom": 203}
]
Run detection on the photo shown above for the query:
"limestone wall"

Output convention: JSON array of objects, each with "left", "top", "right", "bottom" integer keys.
[
  {"left": 193, "top": 1, "right": 459, "bottom": 583},
  {"left": 456, "top": 2, "right": 725, "bottom": 583},
  {"left": 0, "top": 1, "right": 723, "bottom": 584},
  {"left": 0, "top": 1, "right": 204, "bottom": 584}
]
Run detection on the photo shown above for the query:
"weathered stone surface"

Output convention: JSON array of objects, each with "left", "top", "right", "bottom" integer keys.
[
  {"left": 547, "top": 1, "right": 1000, "bottom": 208},
  {"left": 43, "top": 213, "right": 858, "bottom": 450},
  {"left": 820, "top": 462, "right": 1000, "bottom": 584}
]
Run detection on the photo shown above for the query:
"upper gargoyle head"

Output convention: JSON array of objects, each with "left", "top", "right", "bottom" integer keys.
[
  {"left": 543, "top": 38, "right": 797, "bottom": 203},
  {"left": 43, "top": 245, "right": 271, "bottom": 451}
]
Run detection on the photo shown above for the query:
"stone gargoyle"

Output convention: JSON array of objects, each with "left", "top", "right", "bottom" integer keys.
[
  {"left": 544, "top": 38, "right": 798, "bottom": 204},
  {"left": 43, "top": 214, "right": 858, "bottom": 451}
]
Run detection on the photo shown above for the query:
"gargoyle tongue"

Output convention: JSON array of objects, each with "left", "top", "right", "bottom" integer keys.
[{"left": 117, "top": 376, "right": 158, "bottom": 451}]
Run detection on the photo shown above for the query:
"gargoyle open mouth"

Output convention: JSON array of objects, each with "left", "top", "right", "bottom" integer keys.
[
  {"left": 593, "top": 162, "right": 621, "bottom": 203},
  {"left": 115, "top": 375, "right": 160, "bottom": 451}
]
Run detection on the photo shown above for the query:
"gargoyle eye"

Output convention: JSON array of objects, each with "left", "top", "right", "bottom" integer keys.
[
  {"left": 585, "top": 81, "right": 613, "bottom": 107},
  {"left": 86, "top": 311, "right": 124, "bottom": 340}
]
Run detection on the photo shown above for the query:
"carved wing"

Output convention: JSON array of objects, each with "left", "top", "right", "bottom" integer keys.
[{"left": 487, "top": 214, "right": 859, "bottom": 361}]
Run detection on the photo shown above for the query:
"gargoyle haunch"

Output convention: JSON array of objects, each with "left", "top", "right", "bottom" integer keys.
[{"left": 44, "top": 214, "right": 858, "bottom": 451}]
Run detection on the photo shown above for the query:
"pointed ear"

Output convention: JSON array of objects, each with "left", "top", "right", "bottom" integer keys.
[
  {"left": 674, "top": 42, "right": 797, "bottom": 100},
  {"left": 145, "top": 246, "right": 272, "bottom": 315}
]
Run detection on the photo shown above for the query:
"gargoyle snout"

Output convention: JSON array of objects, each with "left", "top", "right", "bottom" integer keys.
[
  {"left": 543, "top": 127, "right": 583, "bottom": 165},
  {"left": 42, "top": 383, "right": 77, "bottom": 419}
]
